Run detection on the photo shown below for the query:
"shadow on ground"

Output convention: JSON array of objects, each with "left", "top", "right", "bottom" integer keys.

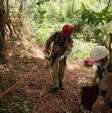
[{"left": 0, "top": 54, "right": 95, "bottom": 113}]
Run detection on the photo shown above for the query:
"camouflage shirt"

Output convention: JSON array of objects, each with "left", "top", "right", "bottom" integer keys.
[{"left": 45, "top": 31, "right": 73, "bottom": 60}]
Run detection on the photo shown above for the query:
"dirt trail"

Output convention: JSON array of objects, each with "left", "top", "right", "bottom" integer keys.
[
  {"left": 0, "top": 43, "right": 95, "bottom": 113},
  {"left": 21, "top": 47, "right": 94, "bottom": 113}
]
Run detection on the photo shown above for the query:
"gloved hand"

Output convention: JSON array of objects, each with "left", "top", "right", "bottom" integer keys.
[
  {"left": 58, "top": 55, "right": 65, "bottom": 61},
  {"left": 44, "top": 53, "right": 50, "bottom": 59}
]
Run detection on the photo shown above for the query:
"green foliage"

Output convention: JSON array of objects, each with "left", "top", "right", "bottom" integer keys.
[
  {"left": 36, "top": 0, "right": 50, "bottom": 6},
  {"left": 70, "top": 39, "right": 96, "bottom": 59},
  {"left": 28, "top": 0, "right": 78, "bottom": 24},
  {"left": 27, "top": 0, "right": 112, "bottom": 58},
  {"left": 77, "top": 3, "right": 112, "bottom": 25},
  {"left": 33, "top": 22, "right": 62, "bottom": 45},
  {"left": 73, "top": 2, "right": 112, "bottom": 42},
  {"left": 28, "top": 0, "right": 112, "bottom": 42}
]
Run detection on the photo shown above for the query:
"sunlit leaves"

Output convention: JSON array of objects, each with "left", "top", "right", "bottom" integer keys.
[
  {"left": 36, "top": 0, "right": 50, "bottom": 6},
  {"left": 76, "top": 3, "right": 112, "bottom": 26}
]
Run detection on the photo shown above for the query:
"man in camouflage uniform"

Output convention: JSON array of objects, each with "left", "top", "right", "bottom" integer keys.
[
  {"left": 43, "top": 24, "right": 76, "bottom": 92},
  {"left": 91, "top": 46, "right": 112, "bottom": 113}
]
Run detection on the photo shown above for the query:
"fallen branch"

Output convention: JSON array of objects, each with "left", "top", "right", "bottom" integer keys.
[
  {"left": 32, "top": 83, "right": 47, "bottom": 113},
  {"left": 0, "top": 63, "right": 30, "bottom": 98},
  {"left": 0, "top": 77, "right": 24, "bottom": 98}
]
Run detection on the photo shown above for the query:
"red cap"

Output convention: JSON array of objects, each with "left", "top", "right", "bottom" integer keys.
[{"left": 62, "top": 24, "right": 74, "bottom": 37}]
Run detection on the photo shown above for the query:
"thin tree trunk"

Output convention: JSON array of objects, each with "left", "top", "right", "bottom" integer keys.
[
  {"left": 0, "top": 0, "right": 10, "bottom": 63},
  {"left": 72, "top": 0, "right": 74, "bottom": 13},
  {"left": 109, "top": 33, "right": 112, "bottom": 63},
  {"left": 0, "top": 0, "right": 6, "bottom": 62},
  {"left": 104, "top": 0, "right": 111, "bottom": 13}
]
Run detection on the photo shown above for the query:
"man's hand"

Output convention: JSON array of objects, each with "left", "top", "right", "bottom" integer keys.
[
  {"left": 44, "top": 52, "right": 49, "bottom": 59},
  {"left": 43, "top": 48, "right": 51, "bottom": 59},
  {"left": 58, "top": 55, "right": 65, "bottom": 61}
]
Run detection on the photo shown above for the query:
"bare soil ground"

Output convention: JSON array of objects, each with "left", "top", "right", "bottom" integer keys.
[{"left": 0, "top": 41, "right": 95, "bottom": 113}]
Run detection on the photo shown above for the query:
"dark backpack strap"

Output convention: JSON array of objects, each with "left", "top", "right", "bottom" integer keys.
[
  {"left": 107, "top": 63, "right": 112, "bottom": 72},
  {"left": 52, "top": 32, "right": 60, "bottom": 41},
  {"left": 97, "top": 66, "right": 103, "bottom": 80}
]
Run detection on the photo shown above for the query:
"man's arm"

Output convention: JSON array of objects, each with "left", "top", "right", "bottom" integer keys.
[{"left": 43, "top": 33, "right": 55, "bottom": 54}]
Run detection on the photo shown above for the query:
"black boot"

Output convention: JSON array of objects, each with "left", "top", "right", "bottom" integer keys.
[
  {"left": 49, "top": 87, "right": 59, "bottom": 93},
  {"left": 59, "top": 82, "right": 64, "bottom": 90}
]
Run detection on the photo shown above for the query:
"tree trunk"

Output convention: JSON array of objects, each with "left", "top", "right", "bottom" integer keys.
[
  {"left": 109, "top": 33, "right": 112, "bottom": 63},
  {"left": 0, "top": 0, "right": 6, "bottom": 62},
  {"left": 0, "top": 0, "right": 10, "bottom": 63}
]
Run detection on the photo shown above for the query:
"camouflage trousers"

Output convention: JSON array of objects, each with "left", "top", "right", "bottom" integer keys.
[{"left": 50, "top": 58, "right": 66, "bottom": 88}]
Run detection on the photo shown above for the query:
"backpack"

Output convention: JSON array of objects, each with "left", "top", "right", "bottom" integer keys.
[
  {"left": 80, "top": 85, "right": 98, "bottom": 110},
  {"left": 97, "top": 63, "right": 112, "bottom": 80}
]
